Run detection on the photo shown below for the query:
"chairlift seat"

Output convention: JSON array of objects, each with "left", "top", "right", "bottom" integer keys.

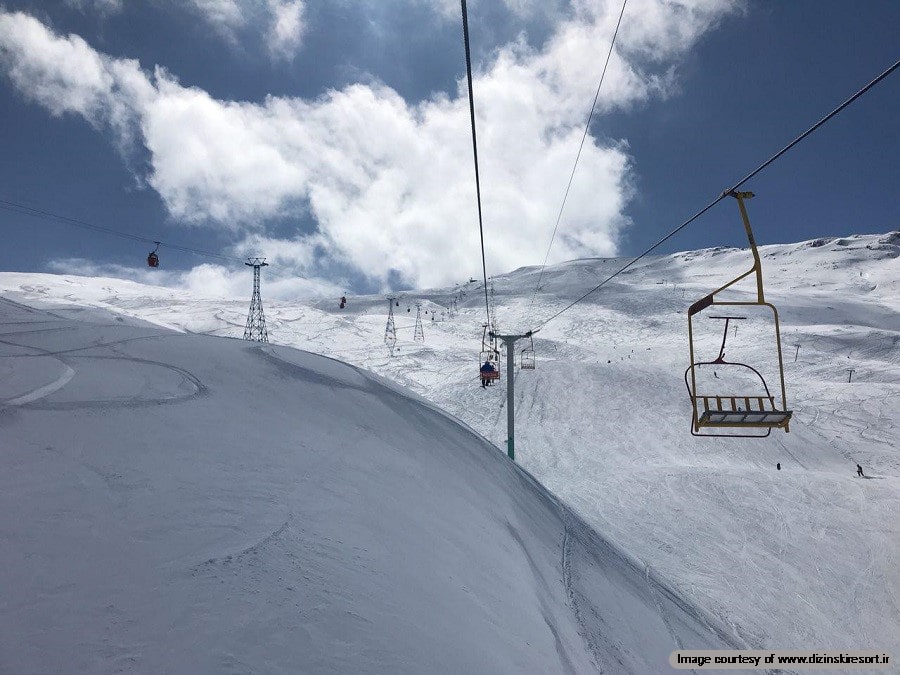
[
  {"left": 481, "top": 370, "right": 500, "bottom": 380},
  {"left": 693, "top": 394, "right": 792, "bottom": 429}
]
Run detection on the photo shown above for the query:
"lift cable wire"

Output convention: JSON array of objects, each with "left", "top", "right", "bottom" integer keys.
[
  {"left": 529, "top": 0, "right": 627, "bottom": 311},
  {"left": 531, "top": 55, "right": 900, "bottom": 333},
  {"left": 0, "top": 197, "right": 245, "bottom": 264},
  {"left": 460, "top": 0, "right": 492, "bottom": 325}
]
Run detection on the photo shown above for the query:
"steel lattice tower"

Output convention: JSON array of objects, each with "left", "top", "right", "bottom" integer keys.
[
  {"left": 413, "top": 303, "right": 425, "bottom": 342},
  {"left": 243, "top": 258, "right": 269, "bottom": 342},
  {"left": 384, "top": 296, "right": 397, "bottom": 354}
]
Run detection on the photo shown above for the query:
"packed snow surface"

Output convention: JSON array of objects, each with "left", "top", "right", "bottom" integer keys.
[
  {"left": 0, "top": 298, "right": 736, "bottom": 673},
  {"left": 2, "top": 230, "right": 899, "bottom": 670}
]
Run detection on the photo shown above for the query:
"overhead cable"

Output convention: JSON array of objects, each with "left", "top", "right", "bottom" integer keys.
[
  {"left": 460, "top": 0, "right": 492, "bottom": 324},
  {"left": 532, "top": 56, "right": 900, "bottom": 332},
  {"left": 529, "top": 0, "right": 628, "bottom": 310},
  {"left": 0, "top": 197, "right": 245, "bottom": 264}
]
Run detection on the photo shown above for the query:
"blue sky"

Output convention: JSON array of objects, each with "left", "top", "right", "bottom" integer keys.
[{"left": 0, "top": 0, "right": 897, "bottom": 298}]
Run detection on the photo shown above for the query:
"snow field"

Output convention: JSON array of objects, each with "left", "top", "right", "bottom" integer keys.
[{"left": 2, "top": 230, "right": 898, "bottom": 669}]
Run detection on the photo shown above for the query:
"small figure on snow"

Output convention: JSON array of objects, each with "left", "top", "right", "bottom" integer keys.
[
  {"left": 777, "top": 463, "right": 781, "bottom": 471},
  {"left": 339, "top": 295, "right": 347, "bottom": 309},
  {"left": 857, "top": 463, "right": 864, "bottom": 477}
]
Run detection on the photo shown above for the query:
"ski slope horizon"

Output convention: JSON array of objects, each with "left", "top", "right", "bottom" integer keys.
[{"left": 2, "top": 228, "right": 899, "bottom": 667}]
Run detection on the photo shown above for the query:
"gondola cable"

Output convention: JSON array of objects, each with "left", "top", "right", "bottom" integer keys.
[{"left": 0, "top": 197, "right": 245, "bottom": 264}]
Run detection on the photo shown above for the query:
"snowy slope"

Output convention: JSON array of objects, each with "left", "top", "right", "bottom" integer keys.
[
  {"left": 2, "top": 230, "right": 898, "bottom": 665},
  {"left": 0, "top": 297, "right": 737, "bottom": 673}
]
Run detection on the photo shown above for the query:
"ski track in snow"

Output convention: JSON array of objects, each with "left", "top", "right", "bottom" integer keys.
[
  {"left": 197, "top": 516, "right": 294, "bottom": 569},
  {"left": 561, "top": 508, "right": 602, "bottom": 671},
  {"left": 2, "top": 362, "right": 76, "bottom": 405}
]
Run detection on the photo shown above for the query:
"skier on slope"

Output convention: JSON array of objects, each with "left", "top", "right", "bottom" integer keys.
[{"left": 857, "top": 463, "right": 864, "bottom": 477}]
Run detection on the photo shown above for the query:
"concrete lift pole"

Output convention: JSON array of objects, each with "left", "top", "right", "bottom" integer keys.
[{"left": 491, "top": 330, "right": 533, "bottom": 461}]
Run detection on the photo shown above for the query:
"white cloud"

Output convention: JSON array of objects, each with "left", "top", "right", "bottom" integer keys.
[
  {"left": 180, "top": 0, "right": 306, "bottom": 57},
  {"left": 185, "top": 0, "right": 244, "bottom": 37},
  {"left": 65, "top": 0, "right": 124, "bottom": 15},
  {"left": 0, "top": 2, "right": 738, "bottom": 290},
  {"left": 266, "top": 0, "right": 306, "bottom": 60}
]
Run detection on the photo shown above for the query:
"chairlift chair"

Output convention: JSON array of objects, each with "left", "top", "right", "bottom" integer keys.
[
  {"left": 479, "top": 324, "right": 501, "bottom": 382},
  {"left": 685, "top": 191, "right": 792, "bottom": 437},
  {"left": 520, "top": 335, "right": 535, "bottom": 370}
]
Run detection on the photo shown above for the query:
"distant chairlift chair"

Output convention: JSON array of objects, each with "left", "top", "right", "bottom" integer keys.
[
  {"left": 479, "top": 323, "right": 501, "bottom": 383},
  {"left": 684, "top": 191, "right": 792, "bottom": 437},
  {"left": 520, "top": 335, "right": 535, "bottom": 370}
]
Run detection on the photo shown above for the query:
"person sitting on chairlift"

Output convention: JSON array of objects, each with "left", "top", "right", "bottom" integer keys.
[{"left": 480, "top": 361, "right": 496, "bottom": 388}]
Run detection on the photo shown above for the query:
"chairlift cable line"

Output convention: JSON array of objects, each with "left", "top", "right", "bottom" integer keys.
[
  {"left": 531, "top": 55, "right": 900, "bottom": 333},
  {"left": 529, "top": 0, "right": 627, "bottom": 311},
  {"left": 460, "top": 0, "right": 492, "bottom": 325},
  {"left": 0, "top": 197, "right": 245, "bottom": 264}
]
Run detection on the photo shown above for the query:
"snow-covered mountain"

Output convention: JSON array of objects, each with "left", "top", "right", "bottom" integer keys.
[{"left": 2, "top": 230, "right": 898, "bottom": 670}]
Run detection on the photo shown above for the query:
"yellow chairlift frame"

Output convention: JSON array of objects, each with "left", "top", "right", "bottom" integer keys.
[{"left": 685, "top": 191, "right": 792, "bottom": 437}]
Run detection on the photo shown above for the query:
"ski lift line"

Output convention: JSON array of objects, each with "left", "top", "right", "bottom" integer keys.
[
  {"left": 531, "top": 55, "right": 900, "bottom": 333},
  {"left": 529, "top": 0, "right": 628, "bottom": 310},
  {"left": 0, "top": 198, "right": 244, "bottom": 264},
  {"left": 460, "top": 0, "right": 492, "bottom": 326},
  {"left": 723, "top": 56, "right": 900, "bottom": 196}
]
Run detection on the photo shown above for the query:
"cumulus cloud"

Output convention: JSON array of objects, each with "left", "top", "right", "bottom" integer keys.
[{"left": 0, "top": 1, "right": 738, "bottom": 290}]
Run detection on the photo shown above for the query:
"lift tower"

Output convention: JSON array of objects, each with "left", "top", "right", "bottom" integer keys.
[
  {"left": 490, "top": 330, "right": 533, "bottom": 461},
  {"left": 243, "top": 258, "right": 269, "bottom": 343},
  {"left": 413, "top": 303, "right": 425, "bottom": 342},
  {"left": 385, "top": 296, "right": 398, "bottom": 355}
]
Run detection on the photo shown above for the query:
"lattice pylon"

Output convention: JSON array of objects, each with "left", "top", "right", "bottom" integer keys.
[
  {"left": 243, "top": 258, "right": 269, "bottom": 343},
  {"left": 413, "top": 303, "right": 425, "bottom": 342},
  {"left": 385, "top": 296, "right": 397, "bottom": 355}
]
